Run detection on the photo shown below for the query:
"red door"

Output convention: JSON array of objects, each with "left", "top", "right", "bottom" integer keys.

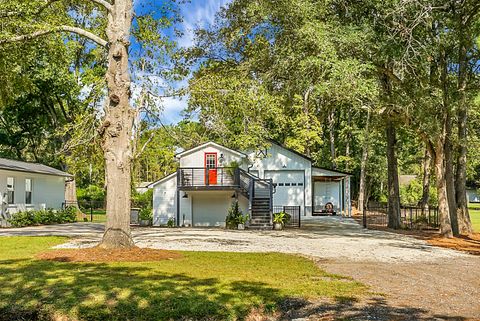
[{"left": 204, "top": 153, "right": 217, "bottom": 185}]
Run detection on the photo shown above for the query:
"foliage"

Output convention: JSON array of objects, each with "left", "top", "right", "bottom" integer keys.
[
  {"left": 8, "top": 207, "right": 77, "bottom": 227},
  {"left": 138, "top": 207, "right": 153, "bottom": 221},
  {"left": 167, "top": 217, "right": 175, "bottom": 228},
  {"left": 273, "top": 212, "right": 290, "bottom": 225},
  {"left": 77, "top": 185, "right": 105, "bottom": 202},
  {"left": 0, "top": 236, "right": 365, "bottom": 320},
  {"left": 225, "top": 200, "right": 246, "bottom": 229},
  {"left": 399, "top": 180, "right": 438, "bottom": 207},
  {"left": 132, "top": 189, "right": 153, "bottom": 209}
]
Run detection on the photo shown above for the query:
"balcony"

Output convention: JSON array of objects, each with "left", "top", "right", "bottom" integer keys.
[{"left": 178, "top": 167, "right": 241, "bottom": 190}]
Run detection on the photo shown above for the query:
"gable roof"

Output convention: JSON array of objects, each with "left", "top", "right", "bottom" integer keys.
[
  {"left": 312, "top": 166, "right": 352, "bottom": 177},
  {"left": 147, "top": 172, "right": 177, "bottom": 188},
  {"left": 175, "top": 141, "right": 247, "bottom": 158},
  {"left": 267, "top": 139, "right": 313, "bottom": 162},
  {"left": 0, "top": 158, "right": 72, "bottom": 177}
]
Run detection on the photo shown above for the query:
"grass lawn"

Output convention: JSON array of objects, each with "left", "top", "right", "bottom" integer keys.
[
  {"left": 0, "top": 237, "right": 366, "bottom": 320},
  {"left": 77, "top": 210, "right": 107, "bottom": 223},
  {"left": 469, "top": 208, "right": 480, "bottom": 232}
]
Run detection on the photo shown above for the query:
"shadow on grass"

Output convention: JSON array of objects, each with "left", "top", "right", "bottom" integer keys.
[
  {"left": 0, "top": 257, "right": 469, "bottom": 321},
  {"left": 279, "top": 296, "right": 469, "bottom": 321},
  {"left": 0, "top": 258, "right": 283, "bottom": 320}
]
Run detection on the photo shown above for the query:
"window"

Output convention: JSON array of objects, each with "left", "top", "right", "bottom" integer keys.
[
  {"left": 278, "top": 183, "right": 284, "bottom": 186},
  {"left": 285, "top": 183, "right": 291, "bottom": 186},
  {"left": 25, "top": 179, "right": 32, "bottom": 204},
  {"left": 291, "top": 183, "right": 297, "bottom": 186},
  {"left": 205, "top": 153, "right": 217, "bottom": 169},
  {"left": 298, "top": 183, "right": 304, "bottom": 186},
  {"left": 7, "top": 177, "right": 14, "bottom": 204}
]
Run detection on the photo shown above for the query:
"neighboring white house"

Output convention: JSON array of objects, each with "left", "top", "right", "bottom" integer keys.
[
  {"left": 149, "top": 141, "right": 352, "bottom": 228},
  {"left": 0, "top": 158, "right": 72, "bottom": 226}
]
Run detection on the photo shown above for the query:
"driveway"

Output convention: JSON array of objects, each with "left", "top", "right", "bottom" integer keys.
[
  {"left": 0, "top": 217, "right": 471, "bottom": 263},
  {"left": 1, "top": 218, "right": 479, "bottom": 319}
]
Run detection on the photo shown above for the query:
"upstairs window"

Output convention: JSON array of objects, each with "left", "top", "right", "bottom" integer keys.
[
  {"left": 7, "top": 177, "right": 14, "bottom": 204},
  {"left": 25, "top": 178, "right": 32, "bottom": 204}
]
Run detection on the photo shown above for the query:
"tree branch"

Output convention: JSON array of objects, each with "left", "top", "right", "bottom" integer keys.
[
  {"left": 0, "top": 25, "right": 107, "bottom": 47},
  {"left": 89, "top": 0, "right": 112, "bottom": 12}
]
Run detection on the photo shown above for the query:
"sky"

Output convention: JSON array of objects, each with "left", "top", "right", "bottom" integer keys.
[{"left": 150, "top": 0, "right": 231, "bottom": 125}]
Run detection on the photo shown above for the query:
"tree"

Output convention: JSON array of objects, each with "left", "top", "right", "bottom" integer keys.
[{"left": 0, "top": 0, "right": 183, "bottom": 248}]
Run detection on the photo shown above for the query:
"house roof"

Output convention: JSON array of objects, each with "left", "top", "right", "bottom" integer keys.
[
  {"left": 312, "top": 166, "right": 352, "bottom": 177},
  {"left": 267, "top": 139, "right": 313, "bottom": 162},
  {"left": 147, "top": 172, "right": 177, "bottom": 188},
  {"left": 0, "top": 157, "right": 73, "bottom": 177},
  {"left": 175, "top": 141, "right": 247, "bottom": 158}
]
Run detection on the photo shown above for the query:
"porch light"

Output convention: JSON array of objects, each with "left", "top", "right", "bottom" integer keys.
[
  {"left": 182, "top": 192, "right": 188, "bottom": 198},
  {"left": 219, "top": 153, "right": 225, "bottom": 164}
]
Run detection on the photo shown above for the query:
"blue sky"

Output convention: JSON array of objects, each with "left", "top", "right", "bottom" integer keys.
[{"left": 150, "top": 0, "right": 231, "bottom": 125}]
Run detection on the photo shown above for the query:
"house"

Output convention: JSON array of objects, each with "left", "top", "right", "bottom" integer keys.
[
  {"left": 0, "top": 158, "right": 72, "bottom": 226},
  {"left": 149, "top": 141, "right": 352, "bottom": 228}
]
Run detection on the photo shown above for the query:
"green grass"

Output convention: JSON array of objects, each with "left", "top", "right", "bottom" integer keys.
[
  {"left": 77, "top": 210, "right": 107, "bottom": 223},
  {"left": 0, "top": 237, "right": 366, "bottom": 320},
  {"left": 468, "top": 209, "right": 480, "bottom": 232}
]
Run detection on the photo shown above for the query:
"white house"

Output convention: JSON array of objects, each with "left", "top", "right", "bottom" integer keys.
[
  {"left": 0, "top": 158, "right": 72, "bottom": 226},
  {"left": 149, "top": 141, "right": 351, "bottom": 228}
]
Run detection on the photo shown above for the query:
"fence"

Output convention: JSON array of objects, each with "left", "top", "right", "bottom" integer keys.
[
  {"left": 364, "top": 203, "right": 439, "bottom": 230},
  {"left": 273, "top": 205, "right": 301, "bottom": 228}
]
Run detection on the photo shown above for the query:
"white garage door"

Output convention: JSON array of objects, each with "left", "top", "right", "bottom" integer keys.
[
  {"left": 192, "top": 193, "right": 230, "bottom": 227},
  {"left": 264, "top": 170, "right": 305, "bottom": 207}
]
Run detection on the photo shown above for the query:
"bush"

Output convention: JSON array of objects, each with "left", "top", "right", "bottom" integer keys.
[
  {"left": 273, "top": 212, "right": 290, "bottom": 225},
  {"left": 132, "top": 189, "right": 153, "bottom": 208},
  {"left": 8, "top": 206, "right": 78, "bottom": 227},
  {"left": 139, "top": 206, "right": 153, "bottom": 221},
  {"left": 167, "top": 217, "right": 175, "bottom": 228},
  {"left": 225, "top": 200, "right": 248, "bottom": 229},
  {"left": 400, "top": 179, "right": 438, "bottom": 206}
]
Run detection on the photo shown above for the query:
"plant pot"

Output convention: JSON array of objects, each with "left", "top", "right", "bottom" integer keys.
[
  {"left": 237, "top": 223, "right": 245, "bottom": 230},
  {"left": 139, "top": 219, "right": 151, "bottom": 227},
  {"left": 273, "top": 222, "right": 283, "bottom": 230}
]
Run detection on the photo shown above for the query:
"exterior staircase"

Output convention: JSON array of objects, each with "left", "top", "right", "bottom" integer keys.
[{"left": 238, "top": 169, "right": 273, "bottom": 229}]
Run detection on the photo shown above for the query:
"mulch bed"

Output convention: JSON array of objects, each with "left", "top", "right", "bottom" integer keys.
[
  {"left": 36, "top": 247, "right": 182, "bottom": 262},
  {"left": 352, "top": 213, "right": 480, "bottom": 255},
  {"left": 426, "top": 233, "right": 480, "bottom": 255}
]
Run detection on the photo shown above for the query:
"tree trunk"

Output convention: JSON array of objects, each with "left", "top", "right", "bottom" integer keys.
[
  {"left": 303, "top": 86, "right": 313, "bottom": 157},
  {"left": 345, "top": 108, "right": 352, "bottom": 172},
  {"left": 432, "top": 139, "right": 453, "bottom": 237},
  {"left": 445, "top": 112, "right": 459, "bottom": 236},
  {"left": 455, "top": 21, "right": 473, "bottom": 235},
  {"left": 386, "top": 119, "right": 401, "bottom": 229},
  {"left": 99, "top": 0, "right": 135, "bottom": 249},
  {"left": 357, "top": 109, "right": 370, "bottom": 213},
  {"left": 418, "top": 146, "right": 431, "bottom": 213},
  {"left": 328, "top": 109, "right": 336, "bottom": 169}
]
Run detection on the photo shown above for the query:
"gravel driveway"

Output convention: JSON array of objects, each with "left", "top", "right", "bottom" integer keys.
[{"left": 1, "top": 217, "right": 479, "bottom": 319}]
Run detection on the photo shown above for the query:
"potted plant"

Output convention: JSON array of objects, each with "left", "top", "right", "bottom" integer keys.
[
  {"left": 139, "top": 206, "right": 152, "bottom": 226},
  {"left": 236, "top": 214, "right": 249, "bottom": 230},
  {"left": 273, "top": 211, "right": 289, "bottom": 230}
]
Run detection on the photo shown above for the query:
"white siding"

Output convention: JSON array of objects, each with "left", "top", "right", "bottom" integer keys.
[
  {"left": 179, "top": 144, "right": 246, "bottom": 169},
  {"left": 247, "top": 143, "right": 312, "bottom": 210},
  {"left": 152, "top": 174, "right": 177, "bottom": 226},
  {"left": 0, "top": 169, "right": 66, "bottom": 213}
]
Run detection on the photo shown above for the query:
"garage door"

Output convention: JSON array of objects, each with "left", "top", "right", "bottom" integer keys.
[
  {"left": 192, "top": 193, "right": 230, "bottom": 227},
  {"left": 264, "top": 170, "right": 305, "bottom": 207}
]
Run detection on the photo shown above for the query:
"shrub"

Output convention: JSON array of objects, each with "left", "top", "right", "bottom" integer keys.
[
  {"left": 167, "top": 217, "right": 175, "bottom": 227},
  {"left": 132, "top": 189, "right": 153, "bottom": 208},
  {"left": 273, "top": 212, "right": 290, "bottom": 225},
  {"left": 8, "top": 206, "right": 79, "bottom": 227},
  {"left": 139, "top": 206, "right": 153, "bottom": 221},
  {"left": 225, "top": 200, "right": 248, "bottom": 229}
]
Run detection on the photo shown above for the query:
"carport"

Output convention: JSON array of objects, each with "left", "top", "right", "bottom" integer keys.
[{"left": 311, "top": 167, "right": 351, "bottom": 217}]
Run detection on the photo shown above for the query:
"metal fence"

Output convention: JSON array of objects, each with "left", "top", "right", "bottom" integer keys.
[
  {"left": 364, "top": 203, "right": 439, "bottom": 230},
  {"left": 273, "top": 205, "right": 301, "bottom": 228}
]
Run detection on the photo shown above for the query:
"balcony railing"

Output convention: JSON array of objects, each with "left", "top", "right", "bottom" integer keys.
[{"left": 178, "top": 167, "right": 240, "bottom": 189}]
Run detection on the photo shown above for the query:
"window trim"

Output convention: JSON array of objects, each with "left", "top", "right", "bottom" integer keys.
[
  {"left": 25, "top": 178, "right": 32, "bottom": 205},
  {"left": 6, "top": 177, "right": 14, "bottom": 204}
]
